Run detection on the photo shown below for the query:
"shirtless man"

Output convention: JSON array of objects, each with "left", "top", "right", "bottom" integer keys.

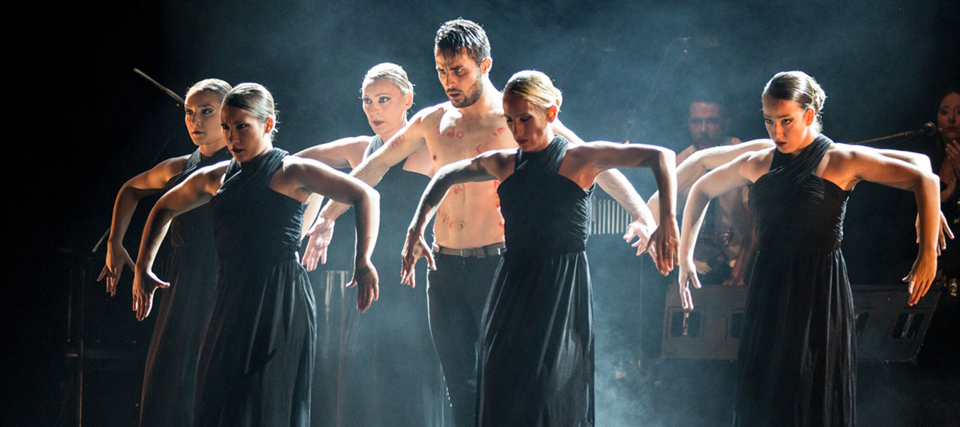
[{"left": 304, "top": 19, "right": 655, "bottom": 427}]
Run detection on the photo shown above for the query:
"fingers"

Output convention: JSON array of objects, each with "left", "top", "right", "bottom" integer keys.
[
  {"left": 97, "top": 265, "right": 108, "bottom": 282},
  {"left": 623, "top": 228, "right": 636, "bottom": 242},
  {"left": 400, "top": 253, "right": 416, "bottom": 288},
  {"left": 320, "top": 247, "right": 328, "bottom": 265},
  {"left": 425, "top": 249, "right": 437, "bottom": 271},
  {"left": 681, "top": 287, "right": 694, "bottom": 311},
  {"left": 679, "top": 278, "right": 694, "bottom": 310},
  {"left": 355, "top": 271, "right": 379, "bottom": 312},
  {"left": 301, "top": 247, "right": 317, "bottom": 271},
  {"left": 902, "top": 273, "right": 919, "bottom": 306}
]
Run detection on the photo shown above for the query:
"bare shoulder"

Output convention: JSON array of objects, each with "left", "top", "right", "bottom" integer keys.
[
  {"left": 281, "top": 155, "right": 332, "bottom": 174},
  {"left": 153, "top": 153, "right": 192, "bottom": 177},
  {"left": 738, "top": 138, "right": 776, "bottom": 151},
  {"left": 195, "top": 160, "right": 230, "bottom": 177},
  {"left": 738, "top": 147, "right": 775, "bottom": 182},
  {"left": 190, "top": 160, "right": 231, "bottom": 194},
  {"left": 825, "top": 142, "right": 877, "bottom": 166},
  {"left": 476, "top": 148, "right": 517, "bottom": 180},
  {"left": 409, "top": 102, "right": 451, "bottom": 129}
]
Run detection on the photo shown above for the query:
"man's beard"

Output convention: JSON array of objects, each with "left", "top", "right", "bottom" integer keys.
[{"left": 450, "top": 78, "right": 483, "bottom": 108}]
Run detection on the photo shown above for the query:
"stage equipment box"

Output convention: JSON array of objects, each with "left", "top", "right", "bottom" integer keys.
[{"left": 660, "top": 284, "right": 940, "bottom": 362}]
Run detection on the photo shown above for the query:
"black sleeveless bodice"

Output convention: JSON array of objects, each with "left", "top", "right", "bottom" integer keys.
[
  {"left": 139, "top": 146, "right": 229, "bottom": 427},
  {"left": 195, "top": 147, "right": 317, "bottom": 427},
  {"left": 210, "top": 148, "right": 305, "bottom": 268},
  {"left": 750, "top": 134, "right": 848, "bottom": 252},
  {"left": 167, "top": 147, "right": 232, "bottom": 248},
  {"left": 737, "top": 135, "right": 856, "bottom": 427},
  {"left": 499, "top": 135, "right": 592, "bottom": 255},
  {"left": 480, "top": 136, "right": 596, "bottom": 426}
]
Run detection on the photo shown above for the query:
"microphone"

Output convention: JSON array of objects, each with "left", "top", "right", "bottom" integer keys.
[{"left": 852, "top": 122, "right": 937, "bottom": 146}]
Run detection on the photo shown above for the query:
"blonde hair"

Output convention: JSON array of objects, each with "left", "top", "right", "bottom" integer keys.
[
  {"left": 223, "top": 83, "right": 279, "bottom": 136},
  {"left": 503, "top": 70, "right": 562, "bottom": 112},
  {"left": 186, "top": 78, "right": 232, "bottom": 102},
  {"left": 763, "top": 71, "right": 827, "bottom": 133},
  {"left": 361, "top": 63, "right": 414, "bottom": 95}
]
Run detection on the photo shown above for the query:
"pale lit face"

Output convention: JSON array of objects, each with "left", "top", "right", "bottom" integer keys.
[
  {"left": 762, "top": 95, "right": 816, "bottom": 156},
  {"left": 503, "top": 93, "right": 556, "bottom": 152},
  {"left": 361, "top": 78, "right": 412, "bottom": 137},
  {"left": 687, "top": 101, "right": 725, "bottom": 149},
  {"left": 184, "top": 90, "right": 224, "bottom": 147},
  {"left": 435, "top": 50, "right": 485, "bottom": 108},
  {"left": 220, "top": 105, "right": 273, "bottom": 162},
  {"left": 937, "top": 92, "right": 959, "bottom": 143}
]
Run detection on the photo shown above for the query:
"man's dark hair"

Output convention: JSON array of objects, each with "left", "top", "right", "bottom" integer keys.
[
  {"left": 688, "top": 88, "right": 727, "bottom": 116},
  {"left": 435, "top": 18, "right": 491, "bottom": 67}
]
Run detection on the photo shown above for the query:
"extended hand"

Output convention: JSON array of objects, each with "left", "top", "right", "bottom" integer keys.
[
  {"left": 916, "top": 211, "right": 954, "bottom": 255},
  {"left": 903, "top": 250, "right": 937, "bottom": 306},
  {"left": 302, "top": 218, "right": 335, "bottom": 271},
  {"left": 347, "top": 261, "right": 379, "bottom": 312},
  {"left": 624, "top": 219, "right": 657, "bottom": 263},
  {"left": 648, "top": 217, "right": 680, "bottom": 275},
  {"left": 98, "top": 243, "right": 135, "bottom": 297},
  {"left": 401, "top": 228, "right": 435, "bottom": 289},
  {"left": 132, "top": 268, "right": 170, "bottom": 321},
  {"left": 677, "top": 257, "right": 701, "bottom": 310}
]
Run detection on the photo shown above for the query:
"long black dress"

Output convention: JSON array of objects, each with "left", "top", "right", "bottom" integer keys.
[
  {"left": 479, "top": 136, "right": 595, "bottom": 426},
  {"left": 139, "top": 146, "right": 230, "bottom": 427},
  {"left": 194, "top": 148, "right": 317, "bottom": 426},
  {"left": 737, "top": 135, "right": 855, "bottom": 426}
]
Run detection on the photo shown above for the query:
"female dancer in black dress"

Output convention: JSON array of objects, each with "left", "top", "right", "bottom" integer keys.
[
  {"left": 296, "top": 63, "right": 444, "bottom": 427},
  {"left": 98, "top": 79, "right": 232, "bottom": 427},
  {"left": 678, "top": 71, "right": 941, "bottom": 426},
  {"left": 131, "top": 83, "right": 380, "bottom": 426},
  {"left": 402, "top": 70, "right": 679, "bottom": 426}
]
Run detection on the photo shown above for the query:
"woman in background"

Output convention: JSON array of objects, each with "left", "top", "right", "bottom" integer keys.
[
  {"left": 297, "top": 63, "right": 444, "bottom": 427},
  {"left": 98, "top": 79, "right": 232, "bottom": 427}
]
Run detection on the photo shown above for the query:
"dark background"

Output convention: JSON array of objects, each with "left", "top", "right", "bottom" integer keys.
[{"left": 6, "top": 0, "right": 959, "bottom": 425}]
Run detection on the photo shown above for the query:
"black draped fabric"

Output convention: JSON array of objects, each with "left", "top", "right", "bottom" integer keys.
[
  {"left": 334, "top": 135, "right": 447, "bottom": 427},
  {"left": 140, "top": 146, "right": 230, "bottom": 427},
  {"left": 480, "top": 136, "right": 595, "bottom": 426},
  {"left": 196, "top": 148, "right": 317, "bottom": 427},
  {"left": 737, "top": 135, "right": 856, "bottom": 426}
]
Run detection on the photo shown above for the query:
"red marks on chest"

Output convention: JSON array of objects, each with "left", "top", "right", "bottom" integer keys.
[
  {"left": 475, "top": 128, "right": 509, "bottom": 154},
  {"left": 438, "top": 210, "right": 455, "bottom": 229},
  {"left": 438, "top": 124, "right": 464, "bottom": 140},
  {"left": 451, "top": 184, "right": 466, "bottom": 195}
]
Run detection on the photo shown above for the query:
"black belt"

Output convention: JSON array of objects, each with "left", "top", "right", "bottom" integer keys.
[{"left": 432, "top": 242, "right": 505, "bottom": 258}]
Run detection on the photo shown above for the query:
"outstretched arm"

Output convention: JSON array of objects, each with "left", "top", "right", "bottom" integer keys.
[
  {"left": 553, "top": 122, "right": 659, "bottom": 258},
  {"left": 837, "top": 145, "right": 940, "bottom": 305},
  {"left": 295, "top": 136, "right": 371, "bottom": 169},
  {"left": 286, "top": 157, "right": 381, "bottom": 312},
  {"left": 401, "top": 150, "right": 514, "bottom": 288},
  {"left": 133, "top": 163, "right": 225, "bottom": 320},
  {"left": 295, "top": 136, "right": 372, "bottom": 266},
  {"left": 648, "top": 139, "right": 774, "bottom": 223},
  {"left": 566, "top": 142, "right": 678, "bottom": 274},
  {"left": 302, "top": 113, "right": 430, "bottom": 270},
  {"left": 678, "top": 153, "right": 757, "bottom": 310},
  {"left": 595, "top": 167, "right": 659, "bottom": 259},
  {"left": 873, "top": 148, "right": 954, "bottom": 251},
  {"left": 99, "top": 156, "right": 187, "bottom": 296}
]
